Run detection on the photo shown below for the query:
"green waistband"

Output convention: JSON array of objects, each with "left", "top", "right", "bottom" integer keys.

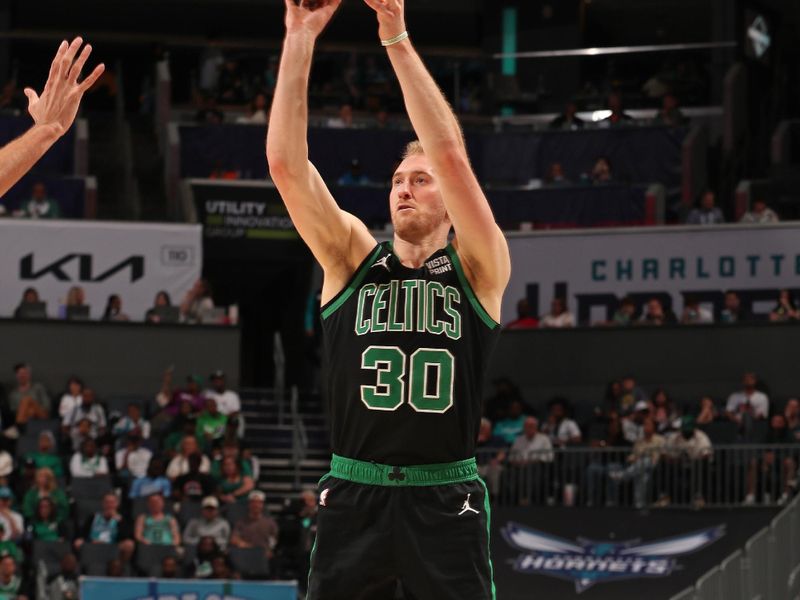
[{"left": 328, "top": 453, "right": 478, "bottom": 486}]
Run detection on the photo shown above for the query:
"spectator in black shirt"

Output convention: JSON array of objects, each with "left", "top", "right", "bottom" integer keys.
[
  {"left": 654, "top": 93, "right": 687, "bottom": 127},
  {"left": 640, "top": 298, "right": 677, "bottom": 326},
  {"left": 589, "top": 157, "right": 613, "bottom": 185},
  {"left": 217, "top": 60, "right": 246, "bottom": 104},
  {"left": 543, "top": 162, "right": 570, "bottom": 187},
  {"left": 601, "top": 91, "right": 633, "bottom": 126},
  {"left": 549, "top": 101, "right": 584, "bottom": 130},
  {"left": 13, "top": 288, "right": 42, "bottom": 319},
  {"left": 173, "top": 453, "right": 216, "bottom": 502},
  {"left": 747, "top": 414, "right": 796, "bottom": 505},
  {"left": 145, "top": 291, "right": 173, "bottom": 323},
  {"left": 195, "top": 93, "right": 224, "bottom": 125},
  {"left": 161, "top": 556, "right": 179, "bottom": 578},
  {"left": 769, "top": 290, "right": 799, "bottom": 322},
  {"left": 74, "top": 492, "right": 135, "bottom": 557},
  {"left": 192, "top": 536, "right": 225, "bottom": 579}
]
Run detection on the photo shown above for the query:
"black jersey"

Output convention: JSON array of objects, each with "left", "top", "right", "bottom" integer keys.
[{"left": 320, "top": 241, "right": 501, "bottom": 465}]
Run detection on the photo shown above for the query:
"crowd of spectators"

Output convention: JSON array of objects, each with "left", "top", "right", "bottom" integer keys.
[
  {"left": 479, "top": 372, "right": 799, "bottom": 509},
  {"left": 0, "top": 362, "right": 309, "bottom": 599},
  {"left": 8, "top": 278, "right": 226, "bottom": 324},
  {"left": 504, "top": 288, "right": 800, "bottom": 329}
]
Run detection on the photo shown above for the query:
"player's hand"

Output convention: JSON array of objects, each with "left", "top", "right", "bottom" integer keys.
[
  {"left": 25, "top": 38, "right": 104, "bottom": 138},
  {"left": 362, "top": 0, "right": 406, "bottom": 41},
  {"left": 284, "top": 0, "right": 342, "bottom": 38}
]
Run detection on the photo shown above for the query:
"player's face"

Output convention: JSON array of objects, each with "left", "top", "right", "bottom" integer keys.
[{"left": 390, "top": 154, "right": 449, "bottom": 240}]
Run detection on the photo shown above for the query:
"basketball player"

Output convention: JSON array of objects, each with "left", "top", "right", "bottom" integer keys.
[
  {"left": 267, "top": 1, "right": 510, "bottom": 598},
  {"left": 0, "top": 38, "right": 104, "bottom": 197}
]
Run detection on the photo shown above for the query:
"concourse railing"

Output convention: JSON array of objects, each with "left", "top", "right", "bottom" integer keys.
[{"left": 477, "top": 444, "right": 800, "bottom": 509}]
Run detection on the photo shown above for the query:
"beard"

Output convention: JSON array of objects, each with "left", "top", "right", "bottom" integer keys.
[{"left": 391, "top": 208, "right": 450, "bottom": 241}]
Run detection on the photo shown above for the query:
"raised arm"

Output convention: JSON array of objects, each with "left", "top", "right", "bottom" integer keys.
[
  {"left": 0, "top": 38, "right": 104, "bottom": 197},
  {"left": 363, "top": 0, "right": 510, "bottom": 319},
  {"left": 267, "top": 0, "right": 376, "bottom": 301}
]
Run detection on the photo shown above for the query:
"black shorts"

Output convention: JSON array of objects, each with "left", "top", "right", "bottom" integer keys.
[{"left": 306, "top": 454, "right": 496, "bottom": 600}]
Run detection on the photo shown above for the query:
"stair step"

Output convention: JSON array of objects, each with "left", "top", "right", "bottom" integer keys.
[
  {"left": 260, "top": 458, "right": 292, "bottom": 468},
  {"left": 260, "top": 482, "right": 295, "bottom": 491},
  {"left": 245, "top": 423, "right": 329, "bottom": 432}
]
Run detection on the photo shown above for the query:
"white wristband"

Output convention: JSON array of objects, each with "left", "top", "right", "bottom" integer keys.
[{"left": 381, "top": 31, "right": 409, "bottom": 47}]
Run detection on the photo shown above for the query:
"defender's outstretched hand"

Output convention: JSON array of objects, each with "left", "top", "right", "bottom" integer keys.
[
  {"left": 284, "top": 0, "right": 342, "bottom": 37},
  {"left": 0, "top": 37, "right": 104, "bottom": 197},
  {"left": 25, "top": 37, "right": 105, "bottom": 137},
  {"left": 362, "top": 0, "right": 407, "bottom": 40}
]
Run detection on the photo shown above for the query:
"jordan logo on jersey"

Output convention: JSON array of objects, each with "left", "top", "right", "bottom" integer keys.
[
  {"left": 372, "top": 254, "right": 392, "bottom": 272},
  {"left": 458, "top": 494, "right": 480, "bottom": 516}
]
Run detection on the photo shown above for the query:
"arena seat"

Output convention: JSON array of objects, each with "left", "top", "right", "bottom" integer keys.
[
  {"left": 14, "top": 435, "right": 40, "bottom": 459},
  {"left": 32, "top": 540, "right": 71, "bottom": 575},
  {"left": 221, "top": 500, "right": 249, "bottom": 527},
  {"left": 75, "top": 498, "right": 104, "bottom": 526},
  {"left": 71, "top": 476, "right": 113, "bottom": 499},
  {"left": 25, "top": 419, "right": 62, "bottom": 437},
  {"left": 80, "top": 542, "right": 119, "bottom": 576},
  {"left": 177, "top": 500, "right": 203, "bottom": 526},
  {"left": 181, "top": 543, "right": 197, "bottom": 574},
  {"left": 105, "top": 396, "right": 144, "bottom": 416},
  {"left": 228, "top": 546, "right": 270, "bottom": 579},
  {"left": 131, "top": 497, "right": 149, "bottom": 518},
  {"left": 135, "top": 544, "right": 179, "bottom": 576}
]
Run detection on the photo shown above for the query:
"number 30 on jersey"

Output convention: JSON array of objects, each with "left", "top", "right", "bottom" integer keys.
[{"left": 360, "top": 345, "right": 454, "bottom": 414}]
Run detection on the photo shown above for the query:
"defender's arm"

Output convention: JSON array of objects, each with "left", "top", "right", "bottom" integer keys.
[{"left": 0, "top": 38, "right": 104, "bottom": 197}]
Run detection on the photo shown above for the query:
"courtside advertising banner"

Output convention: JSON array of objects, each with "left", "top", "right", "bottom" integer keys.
[
  {"left": 0, "top": 220, "right": 201, "bottom": 321},
  {"left": 491, "top": 506, "right": 774, "bottom": 600},
  {"left": 80, "top": 577, "right": 297, "bottom": 600},
  {"left": 188, "top": 179, "right": 307, "bottom": 261},
  {"left": 505, "top": 223, "right": 800, "bottom": 324}
]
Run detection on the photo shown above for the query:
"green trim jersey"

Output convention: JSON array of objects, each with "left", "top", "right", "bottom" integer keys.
[{"left": 321, "top": 241, "right": 501, "bottom": 466}]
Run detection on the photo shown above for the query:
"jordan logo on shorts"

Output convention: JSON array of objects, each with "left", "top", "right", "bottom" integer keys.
[
  {"left": 320, "top": 489, "right": 329, "bottom": 507},
  {"left": 372, "top": 254, "right": 392, "bottom": 271},
  {"left": 458, "top": 493, "right": 480, "bottom": 516}
]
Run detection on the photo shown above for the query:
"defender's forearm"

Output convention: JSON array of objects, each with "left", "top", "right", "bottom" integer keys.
[{"left": 0, "top": 123, "right": 62, "bottom": 197}]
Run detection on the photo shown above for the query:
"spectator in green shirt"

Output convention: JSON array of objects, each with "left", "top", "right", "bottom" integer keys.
[
  {"left": 163, "top": 418, "right": 197, "bottom": 461},
  {"left": 0, "top": 554, "right": 23, "bottom": 600},
  {"left": 23, "top": 182, "right": 61, "bottom": 219},
  {"left": 215, "top": 457, "right": 254, "bottom": 506},
  {"left": 27, "top": 497, "right": 64, "bottom": 542},
  {"left": 210, "top": 439, "right": 253, "bottom": 480},
  {"left": 22, "top": 468, "right": 68, "bottom": 523},
  {"left": 0, "top": 525, "right": 22, "bottom": 563},
  {"left": 24, "top": 431, "right": 63, "bottom": 478},
  {"left": 196, "top": 398, "right": 227, "bottom": 452}
]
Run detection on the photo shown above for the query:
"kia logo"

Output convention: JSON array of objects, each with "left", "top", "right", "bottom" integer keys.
[{"left": 20, "top": 253, "right": 144, "bottom": 282}]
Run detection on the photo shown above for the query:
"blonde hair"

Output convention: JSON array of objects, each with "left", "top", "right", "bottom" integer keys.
[
  {"left": 401, "top": 140, "right": 425, "bottom": 161},
  {"left": 66, "top": 286, "right": 85, "bottom": 306},
  {"left": 35, "top": 468, "right": 57, "bottom": 492}
]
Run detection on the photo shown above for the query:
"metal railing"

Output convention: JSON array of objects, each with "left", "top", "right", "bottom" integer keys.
[
  {"left": 477, "top": 444, "right": 800, "bottom": 509},
  {"left": 290, "top": 385, "right": 308, "bottom": 489},
  {"left": 668, "top": 493, "right": 800, "bottom": 600}
]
